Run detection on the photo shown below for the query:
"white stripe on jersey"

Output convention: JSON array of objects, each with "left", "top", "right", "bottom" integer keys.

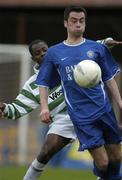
[{"left": 16, "top": 94, "right": 39, "bottom": 109}]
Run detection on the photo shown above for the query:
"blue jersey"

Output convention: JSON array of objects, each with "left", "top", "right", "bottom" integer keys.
[{"left": 36, "top": 39, "right": 120, "bottom": 125}]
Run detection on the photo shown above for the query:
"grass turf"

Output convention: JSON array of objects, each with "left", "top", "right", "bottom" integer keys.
[{"left": 0, "top": 166, "right": 95, "bottom": 180}]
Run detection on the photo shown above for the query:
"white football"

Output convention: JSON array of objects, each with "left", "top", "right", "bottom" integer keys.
[{"left": 73, "top": 60, "right": 102, "bottom": 88}]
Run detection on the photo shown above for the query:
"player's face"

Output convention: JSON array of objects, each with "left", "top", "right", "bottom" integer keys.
[
  {"left": 64, "top": 11, "right": 86, "bottom": 38},
  {"left": 32, "top": 42, "right": 48, "bottom": 65}
]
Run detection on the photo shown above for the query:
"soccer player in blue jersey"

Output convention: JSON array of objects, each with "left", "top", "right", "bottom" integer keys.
[
  {"left": 36, "top": 5, "right": 122, "bottom": 180},
  {"left": 0, "top": 38, "right": 121, "bottom": 180}
]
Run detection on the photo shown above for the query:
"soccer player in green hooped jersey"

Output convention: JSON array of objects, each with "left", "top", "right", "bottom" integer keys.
[{"left": 0, "top": 38, "right": 122, "bottom": 180}]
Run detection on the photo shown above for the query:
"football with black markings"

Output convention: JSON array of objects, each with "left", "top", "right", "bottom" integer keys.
[{"left": 73, "top": 60, "right": 102, "bottom": 88}]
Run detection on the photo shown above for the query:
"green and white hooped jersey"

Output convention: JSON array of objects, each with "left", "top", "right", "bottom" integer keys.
[{"left": 4, "top": 68, "right": 66, "bottom": 120}]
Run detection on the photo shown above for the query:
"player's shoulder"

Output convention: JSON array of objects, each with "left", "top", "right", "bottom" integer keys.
[
  {"left": 24, "top": 74, "right": 37, "bottom": 86},
  {"left": 86, "top": 38, "right": 107, "bottom": 50},
  {"left": 48, "top": 42, "right": 64, "bottom": 51},
  {"left": 22, "top": 73, "right": 38, "bottom": 91},
  {"left": 86, "top": 39, "right": 102, "bottom": 46}
]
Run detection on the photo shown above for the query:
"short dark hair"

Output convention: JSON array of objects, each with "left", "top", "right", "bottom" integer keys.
[
  {"left": 64, "top": 5, "right": 87, "bottom": 21},
  {"left": 29, "top": 39, "right": 48, "bottom": 55}
]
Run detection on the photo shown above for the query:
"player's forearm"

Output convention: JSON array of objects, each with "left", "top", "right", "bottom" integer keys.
[
  {"left": 3, "top": 103, "right": 32, "bottom": 120},
  {"left": 106, "top": 78, "right": 122, "bottom": 107},
  {"left": 39, "top": 86, "right": 52, "bottom": 123},
  {"left": 39, "top": 86, "right": 49, "bottom": 110}
]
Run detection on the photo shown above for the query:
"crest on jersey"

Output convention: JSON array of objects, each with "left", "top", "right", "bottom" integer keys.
[{"left": 87, "top": 50, "right": 94, "bottom": 58}]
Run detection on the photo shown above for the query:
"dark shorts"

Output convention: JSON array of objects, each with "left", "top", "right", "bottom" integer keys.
[{"left": 73, "top": 110, "right": 122, "bottom": 151}]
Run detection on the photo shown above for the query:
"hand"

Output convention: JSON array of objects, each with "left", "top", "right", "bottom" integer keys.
[
  {"left": 0, "top": 102, "right": 5, "bottom": 118},
  {"left": 105, "top": 39, "right": 122, "bottom": 48},
  {"left": 40, "top": 107, "right": 52, "bottom": 124}
]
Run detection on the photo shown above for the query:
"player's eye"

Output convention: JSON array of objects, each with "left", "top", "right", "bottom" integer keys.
[
  {"left": 34, "top": 50, "right": 41, "bottom": 55},
  {"left": 71, "top": 19, "right": 77, "bottom": 23},
  {"left": 79, "top": 18, "right": 85, "bottom": 23},
  {"left": 42, "top": 47, "right": 48, "bottom": 52}
]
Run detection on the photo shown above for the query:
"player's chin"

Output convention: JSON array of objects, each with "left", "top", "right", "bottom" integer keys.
[{"left": 74, "top": 31, "right": 83, "bottom": 37}]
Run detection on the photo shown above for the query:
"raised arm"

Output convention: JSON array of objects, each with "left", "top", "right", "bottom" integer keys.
[{"left": 97, "top": 37, "right": 122, "bottom": 49}]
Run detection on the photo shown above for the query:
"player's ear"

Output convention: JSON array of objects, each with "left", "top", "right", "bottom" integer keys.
[{"left": 64, "top": 20, "right": 67, "bottom": 28}]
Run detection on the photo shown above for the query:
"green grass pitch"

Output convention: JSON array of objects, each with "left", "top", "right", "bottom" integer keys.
[{"left": 0, "top": 166, "right": 96, "bottom": 180}]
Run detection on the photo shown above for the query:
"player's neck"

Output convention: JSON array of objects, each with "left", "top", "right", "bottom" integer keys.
[{"left": 65, "top": 37, "right": 84, "bottom": 45}]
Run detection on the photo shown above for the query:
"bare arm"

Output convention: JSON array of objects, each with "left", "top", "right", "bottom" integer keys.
[
  {"left": 105, "top": 38, "right": 122, "bottom": 48},
  {"left": 106, "top": 78, "right": 122, "bottom": 109},
  {"left": 39, "top": 86, "right": 52, "bottom": 123},
  {"left": 97, "top": 37, "right": 122, "bottom": 49}
]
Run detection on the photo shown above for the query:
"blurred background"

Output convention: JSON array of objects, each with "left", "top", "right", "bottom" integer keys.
[{"left": 0, "top": 0, "right": 122, "bottom": 179}]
